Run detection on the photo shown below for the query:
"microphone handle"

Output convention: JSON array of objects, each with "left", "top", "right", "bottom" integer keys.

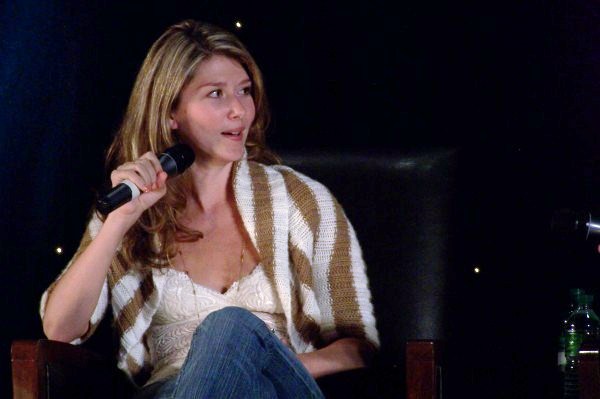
[{"left": 96, "top": 180, "right": 141, "bottom": 215}]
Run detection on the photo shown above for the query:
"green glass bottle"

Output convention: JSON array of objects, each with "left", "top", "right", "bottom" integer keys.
[
  {"left": 564, "top": 294, "right": 600, "bottom": 399},
  {"left": 558, "top": 289, "right": 585, "bottom": 372}
]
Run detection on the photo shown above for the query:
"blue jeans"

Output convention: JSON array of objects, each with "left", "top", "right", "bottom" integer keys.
[{"left": 134, "top": 307, "right": 324, "bottom": 398}]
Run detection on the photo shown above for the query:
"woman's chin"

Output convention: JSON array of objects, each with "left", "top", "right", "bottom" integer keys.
[{"left": 226, "top": 146, "right": 246, "bottom": 162}]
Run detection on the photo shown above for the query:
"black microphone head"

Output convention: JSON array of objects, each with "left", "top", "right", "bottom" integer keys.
[
  {"left": 160, "top": 144, "right": 195, "bottom": 176},
  {"left": 550, "top": 208, "right": 600, "bottom": 240},
  {"left": 551, "top": 209, "right": 583, "bottom": 236}
]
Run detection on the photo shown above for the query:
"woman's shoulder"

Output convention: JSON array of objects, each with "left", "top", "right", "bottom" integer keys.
[{"left": 256, "top": 162, "right": 334, "bottom": 201}]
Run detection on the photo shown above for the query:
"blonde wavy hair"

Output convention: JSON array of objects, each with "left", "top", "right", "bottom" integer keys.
[{"left": 101, "top": 20, "right": 278, "bottom": 270}]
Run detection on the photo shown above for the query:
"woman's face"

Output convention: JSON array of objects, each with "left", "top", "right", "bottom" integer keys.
[{"left": 170, "top": 55, "right": 256, "bottom": 167}]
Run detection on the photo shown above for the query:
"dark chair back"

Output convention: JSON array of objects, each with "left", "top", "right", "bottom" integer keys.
[
  {"left": 281, "top": 148, "right": 459, "bottom": 369},
  {"left": 12, "top": 148, "right": 458, "bottom": 399}
]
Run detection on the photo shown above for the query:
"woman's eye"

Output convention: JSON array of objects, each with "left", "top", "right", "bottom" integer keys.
[
  {"left": 208, "top": 89, "right": 222, "bottom": 98},
  {"left": 239, "top": 86, "right": 252, "bottom": 96}
]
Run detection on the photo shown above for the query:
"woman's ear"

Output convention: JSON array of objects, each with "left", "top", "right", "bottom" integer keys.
[{"left": 169, "top": 118, "right": 178, "bottom": 130}]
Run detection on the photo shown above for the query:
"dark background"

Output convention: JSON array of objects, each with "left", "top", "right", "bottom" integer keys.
[{"left": 2, "top": 1, "right": 600, "bottom": 397}]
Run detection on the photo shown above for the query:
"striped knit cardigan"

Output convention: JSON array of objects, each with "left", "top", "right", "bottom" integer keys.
[{"left": 40, "top": 158, "right": 379, "bottom": 386}]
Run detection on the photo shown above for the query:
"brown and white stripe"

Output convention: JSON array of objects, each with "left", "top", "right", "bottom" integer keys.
[
  {"left": 40, "top": 157, "right": 379, "bottom": 386},
  {"left": 275, "top": 165, "right": 377, "bottom": 346}
]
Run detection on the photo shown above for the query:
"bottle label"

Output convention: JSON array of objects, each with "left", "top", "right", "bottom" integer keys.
[{"left": 566, "top": 331, "right": 583, "bottom": 357}]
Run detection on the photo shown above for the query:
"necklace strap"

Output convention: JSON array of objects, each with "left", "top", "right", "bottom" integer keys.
[{"left": 177, "top": 243, "right": 246, "bottom": 319}]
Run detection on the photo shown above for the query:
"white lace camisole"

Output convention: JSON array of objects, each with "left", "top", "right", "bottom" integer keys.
[{"left": 145, "top": 265, "right": 287, "bottom": 386}]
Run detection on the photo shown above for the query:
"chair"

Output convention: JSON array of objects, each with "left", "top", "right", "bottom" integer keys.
[
  {"left": 12, "top": 149, "right": 457, "bottom": 398},
  {"left": 579, "top": 341, "right": 600, "bottom": 399}
]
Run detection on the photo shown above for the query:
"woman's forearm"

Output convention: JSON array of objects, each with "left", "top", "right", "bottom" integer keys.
[
  {"left": 42, "top": 216, "right": 129, "bottom": 342},
  {"left": 297, "top": 337, "right": 375, "bottom": 379},
  {"left": 43, "top": 171, "right": 168, "bottom": 342}
]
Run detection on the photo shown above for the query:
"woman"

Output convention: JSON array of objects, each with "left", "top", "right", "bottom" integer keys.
[{"left": 41, "top": 20, "right": 379, "bottom": 398}]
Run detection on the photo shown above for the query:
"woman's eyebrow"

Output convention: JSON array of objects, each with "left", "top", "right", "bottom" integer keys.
[
  {"left": 195, "top": 79, "right": 251, "bottom": 89},
  {"left": 196, "top": 81, "right": 225, "bottom": 89}
]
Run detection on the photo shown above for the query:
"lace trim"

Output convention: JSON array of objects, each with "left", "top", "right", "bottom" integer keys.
[{"left": 145, "top": 265, "right": 287, "bottom": 386}]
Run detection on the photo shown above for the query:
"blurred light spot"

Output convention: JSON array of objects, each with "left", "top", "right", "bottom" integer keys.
[
  {"left": 55, "top": 246, "right": 63, "bottom": 255},
  {"left": 473, "top": 266, "right": 480, "bottom": 274},
  {"left": 235, "top": 21, "right": 243, "bottom": 29}
]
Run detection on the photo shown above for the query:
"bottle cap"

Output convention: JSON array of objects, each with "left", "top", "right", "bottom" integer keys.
[
  {"left": 577, "top": 294, "right": 595, "bottom": 306},
  {"left": 569, "top": 289, "right": 586, "bottom": 306},
  {"left": 570, "top": 288, "right": 585, "bottom": 298}
]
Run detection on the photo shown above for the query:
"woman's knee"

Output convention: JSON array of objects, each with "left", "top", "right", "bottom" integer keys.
[
  {"left": 206, "top": 306, "right": 252, "bottom": 321},
  {"left": 196, "top": 307, "right": 269, "bottom": 339},
  {"left": 188, "top": 307, "right": 273, "bottom": 368}
]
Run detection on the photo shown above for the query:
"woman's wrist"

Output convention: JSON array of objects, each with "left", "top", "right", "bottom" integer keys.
[{"left": 102, "top": 211, "right": 138, "bottom": 243}]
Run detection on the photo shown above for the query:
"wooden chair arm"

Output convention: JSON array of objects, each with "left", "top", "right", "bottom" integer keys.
[
  {"left": 406, "top": 340, "right": 442, "bottom": 399},
  {"left": 12, "top": 339, "right": 443, "bottom": 398},
  {"left": 318, "top": 339, "right": 443, "bottom": 398},
  {"left": 579, "top": 341, "right": 600, "bottom": 399},
  {"left": 11, "top": 339, "right": 115, "bottom": 399}
]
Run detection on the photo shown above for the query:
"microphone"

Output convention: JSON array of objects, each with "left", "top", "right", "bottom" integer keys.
[
  {"left": 96, "top": 143, "right": 195, "bottom": 215},
  {"left": 551, "top": 209, "right": 600, "bottom": 240}
]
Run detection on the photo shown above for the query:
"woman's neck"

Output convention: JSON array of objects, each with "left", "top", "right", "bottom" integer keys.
[{"left": 187, "top": 160, "right": 234, "bottom": 213}]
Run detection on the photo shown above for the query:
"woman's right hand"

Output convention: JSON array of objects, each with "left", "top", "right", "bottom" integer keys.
[{"left": 105, "top": 151, "right": 169, "bottom": 230}]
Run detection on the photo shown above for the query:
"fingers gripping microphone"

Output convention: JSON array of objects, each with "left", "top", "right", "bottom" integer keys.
[{"left": 96, "top": 144, "right": 195, "bottom": 215}]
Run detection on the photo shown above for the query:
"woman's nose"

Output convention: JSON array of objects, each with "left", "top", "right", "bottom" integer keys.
[{"left": 228, "top": 96, "right": 246, "bottom": 119}]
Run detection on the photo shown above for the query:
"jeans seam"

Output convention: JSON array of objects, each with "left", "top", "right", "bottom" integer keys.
[
  {"left": 153, "top": 307, "right": 323, "bottom": 398},
  {"left": 169, "top": 322, "right": 204, "bottom": 398},
  {"left": 264, "top": 330, "right": 275, "bottom": 371}
]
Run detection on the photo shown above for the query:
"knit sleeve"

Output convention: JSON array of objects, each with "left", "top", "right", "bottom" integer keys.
[
  {"left": 39, "top": 212, "right": 109, "bottom": 345},
  {"left": 281, "top": 166, "right": 380, "bottom": 349},
  {"left": 313, "top": 188, "right": 380, "bottom": 348}
]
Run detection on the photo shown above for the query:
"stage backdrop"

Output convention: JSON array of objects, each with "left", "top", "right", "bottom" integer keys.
[{"left": 2, "top": 1, "right": 600, "bottom": 397}]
